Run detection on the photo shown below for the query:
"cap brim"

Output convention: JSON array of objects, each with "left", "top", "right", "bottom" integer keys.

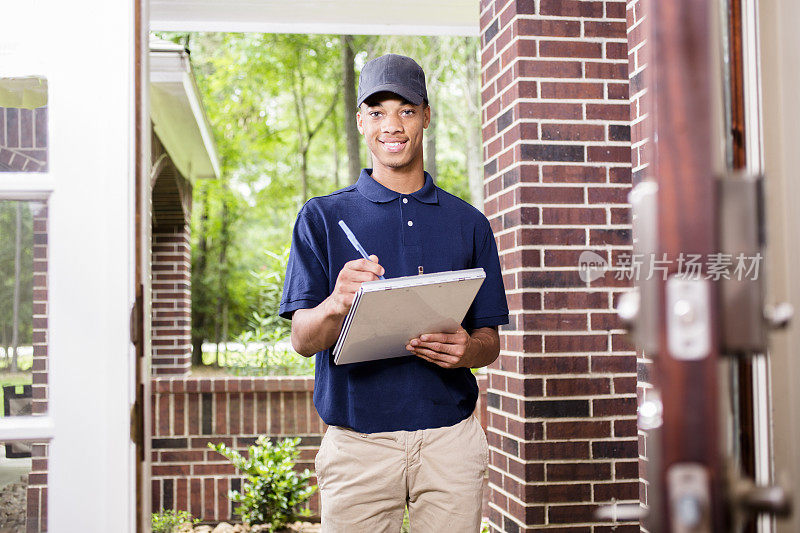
[{"left": 358, "top": 83, "right": 424, "bottom": 107}]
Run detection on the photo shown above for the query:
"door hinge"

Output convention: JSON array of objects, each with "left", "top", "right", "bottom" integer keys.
[
  {"left": 130, "top": 395, "right": 143, "bottom": 446},
  {"left": 130, "top": 289, "right": 142, "bottom": 347}
]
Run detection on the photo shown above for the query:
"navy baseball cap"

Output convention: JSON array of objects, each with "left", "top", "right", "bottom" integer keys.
[{"left": 357, "top": 54, "right": 428, "bottom": 107}]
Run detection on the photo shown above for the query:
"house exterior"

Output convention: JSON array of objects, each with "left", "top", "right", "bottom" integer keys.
[{"left": 3, "top": 1, "right": 800, "bottom": 531}]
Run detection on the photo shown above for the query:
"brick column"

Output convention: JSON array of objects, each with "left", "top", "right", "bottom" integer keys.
[
  {"left": 480, "top": 1, "right": 638, "bottom": 530},
  {"left": 0, "top": 106, "right": 48, "bottom": 172},
  {"left": 28, "top": 202, "right": 49, "bottom": 533},
  {"left": 626, "top": 0, "right": 653, "bottom": 519},
  {"left": 151, "top": 226, "right": 192, "bottom": 375}
]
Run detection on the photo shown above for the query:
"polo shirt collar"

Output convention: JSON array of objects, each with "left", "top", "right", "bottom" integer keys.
[{"left": 356, "top": 168, "right": 439, "bottom": 204}]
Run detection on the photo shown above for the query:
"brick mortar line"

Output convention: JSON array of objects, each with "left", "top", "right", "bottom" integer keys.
[
  {"left": 484, "top": 195, "right": 627, "bottom": 208},
  {"left": 485, "top": 400, "right": 639, "bottom": 417},
  {"left": 497, "top": 264, "right": 639, "bottom": 274},
  {"left": 484, "top": 191, "right": 632, "bottom": 206},
  {"left": 481, "top": 17, "right": 629, "bottom": 55},
  {"left": 481, "top": 68, "right": 634, "bottom": 100},
  {"left": 489, "top": 379, "right": 638, "bottom": 389},
  {"left": 626, "top": 16, "right": 648, "bottom": 36},
  {"left": 491, "top": 204, "right": 618, "bottom": 222},
  {"left": 494, "top": 231, "right": 633, "bottom": 242},
  {"left": 627, "top": 39, "right": 647, "bottom": 55},
  {"left": 482, "top": 130, "right": 633, "bottom": 149},
  {"left": 490, "top": 139, "right": 636, "bottom": 152},
  {"left": 488, "top": 97, "right": 635, "bottom": 108},
  {"left": 482, "top": 54, "right": 634, "bottom": 93},
  {"left": 485, "top": 482, "right": 535, "bottom": 509},
  {"left": 483, "top": 139, "right": 633, "bottom": 157},
  {"left": 487, "top": 393, "right": 637, "bottom": 404},
  {"left": 498, "top": 350, "right": 639, "bottom": 357}
]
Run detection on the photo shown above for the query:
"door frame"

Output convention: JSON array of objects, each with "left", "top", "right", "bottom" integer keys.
[
  {"left": 0, "top": 1, "right": 141, "bottom": 531},
  {"left": 759, "top": 1, "right": 800, "bottom": 532}
]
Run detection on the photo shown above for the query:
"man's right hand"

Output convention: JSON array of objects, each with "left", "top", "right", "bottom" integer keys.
[
  {"left": 291, "top": 254, "right": 384, "bottom": 356},
  {"left": 326, "top": 254, "right": 385, "bottom": 317}
]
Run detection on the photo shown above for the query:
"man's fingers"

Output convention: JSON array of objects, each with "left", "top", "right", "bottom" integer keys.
[
  {"left": 345, "top": 256, "right": 385, "bottom": 277},
  {"left": 415, "top": 341, "right": 465, "bottom": 358},
  {"left": 407, "top": 346, "right": 459, "bottom": 367},
  {"left": 418, "top": 331, "right": 466, "bottom": 344},
  {"left": 342, "top": 270, "right": 379, "bottom": 283}
]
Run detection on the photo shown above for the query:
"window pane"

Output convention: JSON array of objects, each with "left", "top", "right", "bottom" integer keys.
[
  {"left": 0, "top": 200, "right": 47, "bottom": 417},
  {"left": 0, "top": 440, "right": 48, "bottom": 532},
  {"left": 0, "top": 77, "right": 48, "bottom": 173}
]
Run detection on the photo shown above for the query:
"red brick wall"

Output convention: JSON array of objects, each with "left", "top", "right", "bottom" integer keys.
[
  {"left": 151, "top": 227, "right": 192, "bottom": 375},
  {"left": 150, "top": 375, "right": 489, "bottom": 522},
  {"left": 627, "top": 0, "right": 651, "bottom": 187},
  {"left": 480, "top": 1, "right": 638, "bottom": 530},
  {"left": 0, "top": 106, "right": 48, "bottom": 172},
  {"left": 626, "top": 0, "right": 653, "bottom": 519},
  {"left": 28, "top": 203, "right": 49, "bottom": 532}
]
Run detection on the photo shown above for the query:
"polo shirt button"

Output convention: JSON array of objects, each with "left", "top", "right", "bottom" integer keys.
[
  {"left": 407, "top": 220, "right": 413, "bottom": 227},
  {"left": 402, "top": 198, "right": 408, "bottom": 204}
]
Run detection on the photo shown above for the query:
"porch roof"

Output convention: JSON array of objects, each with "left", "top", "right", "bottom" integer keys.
[
  {"left": 149, "top": 0, "right": 480, "bottom": 36},
  {"left": 150, "top": 37, "right": 221, "bottom": 181}
]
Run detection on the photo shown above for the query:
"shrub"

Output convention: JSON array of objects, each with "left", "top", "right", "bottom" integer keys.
[
  {"left": 209, "top": 436, "right": 316, "bottom": 530},
  {"left": 151, "top": 509, "right": 198, "bottom": 533},
  {"left": 226, "top": 312, "right": 313, "bottom": 376}
]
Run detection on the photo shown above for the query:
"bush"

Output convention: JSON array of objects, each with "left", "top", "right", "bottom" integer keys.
[
  {"left": 209, "top": 436, "right": 316, "bottom": 530},
  {"left": 223, "top": 247, "right": 316, "bottom": 376},
  {"left": 151, "top": 509, "right": 198, "bottom": 533},
  {"left": 225, "top": 312, "right": 313, "bottom": 376}
]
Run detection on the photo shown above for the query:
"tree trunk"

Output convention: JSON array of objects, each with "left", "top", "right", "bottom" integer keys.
[
  {"left": 333, "top": 108, "right": 341, "bottom": 190},
  {"left": 300, "top": 146, "right": 309, "bottom": 201},
  {"left": 342, "top": 35, "right": 362, "bottom": 184},
  {"left": 214, "top": 198, "right": 230, "bottom": 368},
  {"left": 11, "top": 202, "right": 22, "bottom": 373},
  {"left": 191, "top": 186, "right": 210, "bottom": 366},
  {"left": 464, "top": 37, "right": 484, "bottom": 206},
  {"left": 466, "top": 122, "right": 483, "bottom": 207},
  {"left": 425, "top": 96, "right": 438, "bottom": 181},
  {"left": 221, "top": 301, "right": 229, "bottom": 365}
]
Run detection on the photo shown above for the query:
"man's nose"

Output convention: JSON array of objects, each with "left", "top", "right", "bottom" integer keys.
[{"left": 381, "top": 113, "right": 403, "bottom": 133}]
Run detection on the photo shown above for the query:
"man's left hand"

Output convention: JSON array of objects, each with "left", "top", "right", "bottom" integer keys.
[{"left": 406, "top": 328, "right": 477, "bottom": 369}]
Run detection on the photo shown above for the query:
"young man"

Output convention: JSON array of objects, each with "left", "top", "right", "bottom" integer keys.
[{"left": 279, "top": 53, "right": 509, "bottom": 532}]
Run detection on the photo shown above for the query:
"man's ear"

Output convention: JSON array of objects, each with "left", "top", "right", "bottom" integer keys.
[
  {"left": 356, "top": 109, "right": 364, "bottom": 135},
  {"left": 423, "top": 105, "right": 431, "bottom": 129}
]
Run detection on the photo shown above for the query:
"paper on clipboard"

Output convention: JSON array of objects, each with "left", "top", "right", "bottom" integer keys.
[{"left": 332, "top": 268, "right": 486, "bottom": 365}]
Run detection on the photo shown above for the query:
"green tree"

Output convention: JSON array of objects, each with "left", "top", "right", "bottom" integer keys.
[
  {"left": 153, "top": 32, "right": 481, "bottom": 361},
  {"left": 0, "top": 201, "right": 33, "bottom": 368}
]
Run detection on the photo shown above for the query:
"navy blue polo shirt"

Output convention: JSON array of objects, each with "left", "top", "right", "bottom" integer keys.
[{"left": 279, "top": 168, "right": 508, "bottom": 433}]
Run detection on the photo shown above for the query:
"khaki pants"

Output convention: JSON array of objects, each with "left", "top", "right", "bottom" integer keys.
[{"left": 314, "top": 415, "right": 488, "bottom": 533}]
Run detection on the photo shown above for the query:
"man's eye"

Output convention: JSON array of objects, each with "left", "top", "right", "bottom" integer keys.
[
  {"left": 402, "top": 109, "right": 414, "bottom": 115},
  {"left": 369, "top": 111, "right": 381, "bottom": 118}
]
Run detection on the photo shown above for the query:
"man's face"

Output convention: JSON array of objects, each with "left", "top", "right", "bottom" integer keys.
[{"left": 356, "top": 92, "right": 431, "bottom": 173}]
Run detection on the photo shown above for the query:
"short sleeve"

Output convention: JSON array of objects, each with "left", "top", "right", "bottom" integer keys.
[
  {"left": 462, "top": 218, "right": 509, "bottom": 330},
  {"left": 279, "top": 205, "right": 329, "bottom": 320}
]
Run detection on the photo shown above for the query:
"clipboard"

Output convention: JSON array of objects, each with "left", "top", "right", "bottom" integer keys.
[{"left": 332, "top": 268, "right": 486, "bottom": 365}]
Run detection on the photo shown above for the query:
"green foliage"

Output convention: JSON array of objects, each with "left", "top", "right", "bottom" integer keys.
[
  {"left": 0, "top": 201, "right": 34, "bottom": 352},
  {"left": 151, "top": 509, "right": 198, "bottom": 533},
  {"left": 190, "top": 179, "right": 253, "bottom": 354},
  {"left": 251, "top": 248, "right": 291, "bottom": 334},
  {"left": 400, "top": 507, "right": 490, "bottom": 532},
  {"left": 225, "top": 314, "right": 313, "bottom": 377},
  {"left": 209, "top": 436, "right": 316, "bottom": 529},
  {"left": 222, "top": 247, "right": 313, "bottom": 376},
  {"left": 150, "top": 31, "right": 483, "bottom": 354}
]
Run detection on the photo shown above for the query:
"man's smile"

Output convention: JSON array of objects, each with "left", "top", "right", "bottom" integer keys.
[{"left": 379, "top": 139, "right": 408, "bottom": 153}]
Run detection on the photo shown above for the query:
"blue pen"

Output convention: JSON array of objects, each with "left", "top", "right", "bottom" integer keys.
[{"left": 338, "top": 220, "right": 385, "bottom": 280}]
